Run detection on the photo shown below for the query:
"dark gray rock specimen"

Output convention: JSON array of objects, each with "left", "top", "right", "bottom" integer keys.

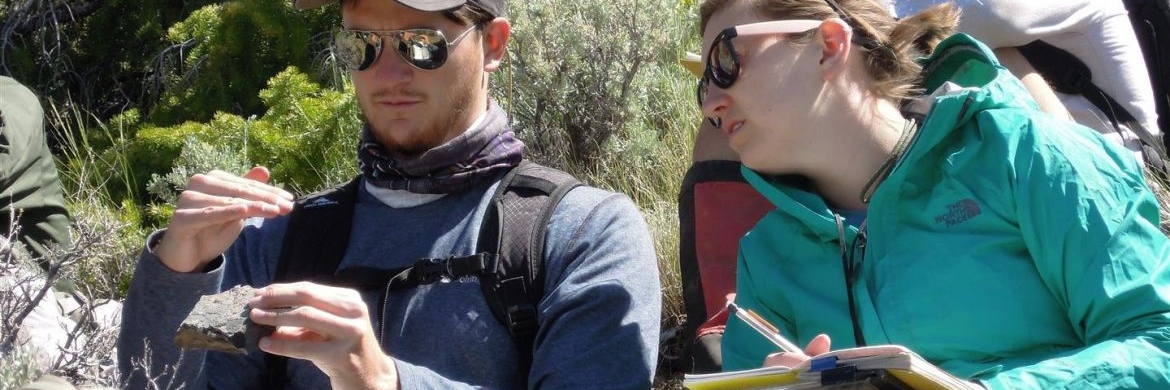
[{"left": 174, "top": 285, "right": 272, "bottom": 354}]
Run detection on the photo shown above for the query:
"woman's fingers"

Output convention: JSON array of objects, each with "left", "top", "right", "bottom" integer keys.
[
  {"left": 762, "top": 334, "right": 832, "bottom": 369},
  {"left": 763, "top": 352, "right": 808, "bottom": 368},
  {"left": 805, "top": 334, "right": 831, "bottom": 356}
]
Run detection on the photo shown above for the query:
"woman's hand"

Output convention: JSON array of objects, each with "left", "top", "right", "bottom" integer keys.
[{"left": 763, "top": 334, "right": 832, "bottom": 368}]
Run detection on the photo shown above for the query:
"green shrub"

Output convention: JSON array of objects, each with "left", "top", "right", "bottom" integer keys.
[
  {"left": 125, "top": 66, "right": 360, "bottom": 226},
  {"left": 147, "top": 1, "right": 338, "bottom": 125},
  {"left": 498, "top": 0, "right": 698, "bottom": 173}
]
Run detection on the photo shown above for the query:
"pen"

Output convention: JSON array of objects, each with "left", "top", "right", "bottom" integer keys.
[{"left": 726, "top": 301, "right": 803, "bottom": 354}]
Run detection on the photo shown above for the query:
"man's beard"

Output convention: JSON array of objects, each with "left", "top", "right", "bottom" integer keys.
[{"left": 363, "top": 93, "right": 473, "bottom": 157}]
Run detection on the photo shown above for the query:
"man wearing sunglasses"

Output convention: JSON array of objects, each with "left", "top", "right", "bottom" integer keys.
[{"left": 117, "top": 0, "right": 661, "bottom": 389}]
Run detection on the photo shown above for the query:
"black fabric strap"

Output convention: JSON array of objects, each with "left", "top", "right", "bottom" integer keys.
[
  {"left": 266, "top": 176, "right": 362, "bottom": 388},
  {"left": 322, "top": 254, "right": 496, "bottom": 292},
  {"left": 273, "top": 176, "right": 362, "bottom": 283}
]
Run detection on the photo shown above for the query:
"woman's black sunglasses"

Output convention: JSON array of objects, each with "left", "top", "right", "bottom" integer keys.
[
  {"left": 334, "top": 26, "right": 477, "bottom": 71},
  {"left": 696, "top": 20, "right": 822, "bottom": 125}
]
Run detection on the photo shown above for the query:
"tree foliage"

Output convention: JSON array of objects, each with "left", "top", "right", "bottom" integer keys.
[
  {"left": 0, "top": 0, "right": 339, "bottom": 126},
  {"left": 147, "top": 0, "right": 340, "bottom": 125}
]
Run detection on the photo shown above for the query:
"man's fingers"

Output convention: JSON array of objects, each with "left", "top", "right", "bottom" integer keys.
[
  {"left": 240, "top": 166, "right": 271, "bottom": 184},
  {"left": 172, "top": 191, "right": 287, "bottom": 222},
  {"left": 218, "top": 168, "right": 295, "bottom": 200},
  {"left": 250, "top": 282, "right": 367, "bottom": 318},
  {"left": 167, "top": 204, "right": 251, "bottom": 231},
  {"left": 203, "top": 170, "right": 295, "bottom": 201},
  {"left": 251, "top": 305, "right": 361, "bottom": 339},
  {"left": 201, "top": 169, "right": 295, "bottom": 202},
  {"left": 185, "top": 172, "right": 294, "bottom": 212},
  {"left": 258, "top": 326, "right": 331, "bottom": 360}
]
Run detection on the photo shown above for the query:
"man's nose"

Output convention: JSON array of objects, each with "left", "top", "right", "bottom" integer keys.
[{"left": 368, "top": 44, "right": 415, "bottom": 84}]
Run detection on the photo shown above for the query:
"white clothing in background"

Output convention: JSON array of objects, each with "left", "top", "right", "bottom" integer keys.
[{"left": 896, "top": 0, "right": 1161, "bottom": 160}]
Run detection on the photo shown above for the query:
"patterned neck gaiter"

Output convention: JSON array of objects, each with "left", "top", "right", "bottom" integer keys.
[{"left": 357, "top": 100, "right": 524, "bottom": 194}]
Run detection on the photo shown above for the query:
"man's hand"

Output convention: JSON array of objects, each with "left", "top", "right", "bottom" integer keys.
[
  {"left": 763, "top": 334, "right": 831, "bottom": 369},
  {"left": 153, "top": 167, "right": 294, "bottom": 273},
  {"left": 250, "top": 282, "right": 398, "bottom": 390}
]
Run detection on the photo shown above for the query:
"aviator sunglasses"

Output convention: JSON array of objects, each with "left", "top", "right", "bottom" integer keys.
[{"left": 334, "top": 25, "right": 478, "bottom": 71}]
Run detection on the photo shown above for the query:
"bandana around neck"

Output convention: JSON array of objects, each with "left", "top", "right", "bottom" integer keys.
[{"left": 357, "top": 100, "right": 524, "bottom": 194}]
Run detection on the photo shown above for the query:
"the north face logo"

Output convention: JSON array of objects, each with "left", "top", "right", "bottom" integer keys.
[
  {"left": 304, "top": 197, "right": 339, "bottom": 209},
  {"left": 934, "top": 198, "right": 981, "bottom": 227}
]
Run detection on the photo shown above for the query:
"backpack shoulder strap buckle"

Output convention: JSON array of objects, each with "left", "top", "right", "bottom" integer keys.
[
  {"left": 506, "top": 304, "right": 538, "bottom": 337},
  {"left": 413, "top": 253, "right": 496, "bottom": 285},
  {"left": 414, "top": 257, "right": 451, "bottom": 284}
]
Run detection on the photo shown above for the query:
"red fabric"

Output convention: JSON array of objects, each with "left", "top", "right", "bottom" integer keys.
[
  {"left": 693, "top": 181, "right": 772, "bottom": 332},
  {"left": 698, "top": 313, "right": 729, "bottom": 337}
]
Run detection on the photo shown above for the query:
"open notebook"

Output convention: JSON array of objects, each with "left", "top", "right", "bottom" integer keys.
[{"left": 683, "top": 345, "right": 984, "bottom": 390}]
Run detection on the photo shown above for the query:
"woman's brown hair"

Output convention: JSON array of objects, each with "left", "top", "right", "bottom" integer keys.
[{"left": 698, "top": 0, "right": 959, "bottom": 101}]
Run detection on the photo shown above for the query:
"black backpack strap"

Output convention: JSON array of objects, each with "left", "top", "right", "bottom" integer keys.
[
  {"left": 274, "top": 175, "right": 363, "bottom": 283},
  {"left": 264, "top": 175, "right": 361, "bottom": 388},
  {"left": 476, "top": 160, "right": 581, "bottom": 376},
  {"left": 1018, "top": 40, "right": 1169, "bottom": 176}
]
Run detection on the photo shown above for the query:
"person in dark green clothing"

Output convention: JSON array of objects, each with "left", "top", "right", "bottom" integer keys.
[{"left": 0, "top": 76, "right": 71, "bottom": 266}]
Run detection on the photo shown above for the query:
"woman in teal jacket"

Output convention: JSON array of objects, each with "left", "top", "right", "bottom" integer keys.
[{"left": 696, "top": 0, "right": 1170, "bottom": 388}]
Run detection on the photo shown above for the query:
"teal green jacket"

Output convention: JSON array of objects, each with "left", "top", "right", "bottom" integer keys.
[{"left": 723, "top": 34, "right": 1170, "bottom": 389}]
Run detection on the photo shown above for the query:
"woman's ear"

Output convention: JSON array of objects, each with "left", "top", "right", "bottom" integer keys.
[
  {"left": 481, "top": 17, "right": 511, "bottom": 72},
  {"left": 817, "top": 18, "right": 853, "bottom": 80}
]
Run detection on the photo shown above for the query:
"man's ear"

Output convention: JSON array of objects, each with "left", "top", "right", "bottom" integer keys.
[
  {"left": 817, "top": 18, "right": 853, "bottom": 80},
  {"left": 481, "top": 17, "right": 510, "bottom": 72}
]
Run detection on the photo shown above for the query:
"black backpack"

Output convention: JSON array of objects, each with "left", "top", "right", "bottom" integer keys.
[
  {"left": 1018, "top": 0, "right": 1170, "bottom": 174},
  {"left": 1129, "top": 0, "right": 1170, "bottom": 151},
  {"left": 264, "top": 161, "right": 581, "bottom": 387}
]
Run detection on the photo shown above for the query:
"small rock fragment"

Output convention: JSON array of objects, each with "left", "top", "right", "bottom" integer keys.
[{"left": 174, "top": 285, "right": 272, "bottom": 354}]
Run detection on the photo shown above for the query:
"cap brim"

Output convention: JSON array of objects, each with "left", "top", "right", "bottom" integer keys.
[
  {"left": 293, "top": 0, "right": 467, "bottom": 11},
  {"left": 681, "top": 52, "right": 702, "bottom": 78},
  {"left": 397, "top": 0, "right": 468, "bottom": 11}
]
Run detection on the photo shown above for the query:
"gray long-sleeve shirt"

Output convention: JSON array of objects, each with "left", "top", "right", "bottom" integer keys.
[{"left": 118, "top": 176, "right": 661, "bottom": 389}]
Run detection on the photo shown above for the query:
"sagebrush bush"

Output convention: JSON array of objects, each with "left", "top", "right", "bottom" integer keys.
[{"left": 499, "top": 0, "right": 695, "bottom": 171}]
